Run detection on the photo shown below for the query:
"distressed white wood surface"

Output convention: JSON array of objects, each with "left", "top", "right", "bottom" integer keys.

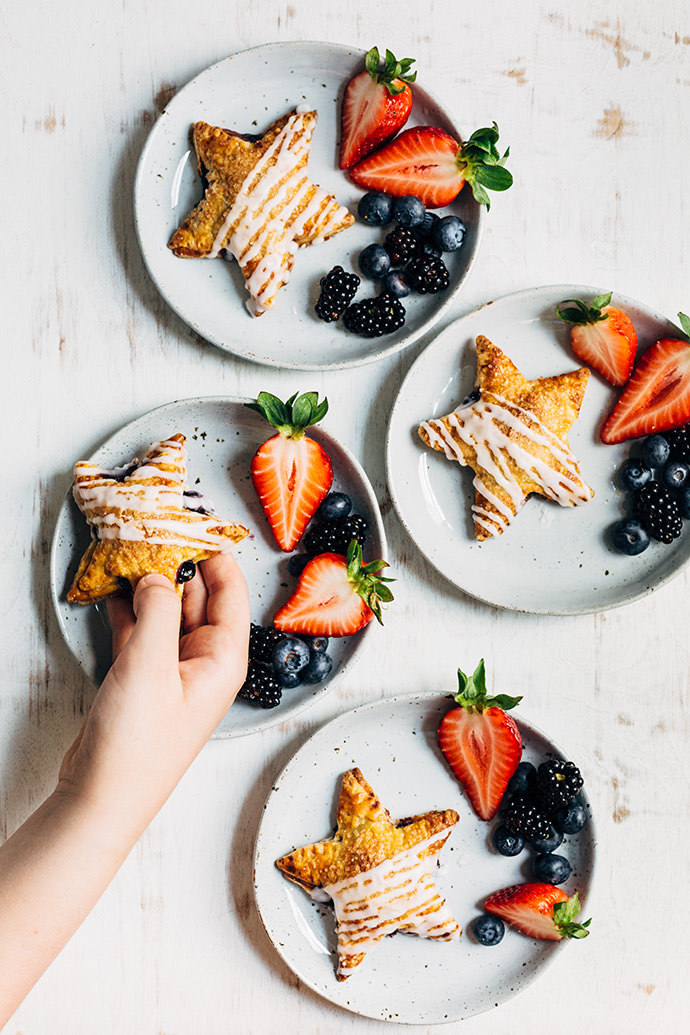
[{"left": 2, "top": 0, "right": 690, "bottom": 1031}]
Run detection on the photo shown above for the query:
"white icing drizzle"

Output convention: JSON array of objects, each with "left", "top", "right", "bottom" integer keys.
[
  {"left": 72, "top": 437, "right": 233, "bottom": 551},
  {"left": 206, "top": 110, "right": 350, "bottom": 314},
  {"left": 315, "top": 832, "right": 460, "bottom": 978},
  {"left": 420, "top": 392, "right": 593, "bottom": 537}
]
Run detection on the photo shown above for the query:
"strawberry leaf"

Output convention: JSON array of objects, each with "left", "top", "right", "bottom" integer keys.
[
  {"left": 556, "top": 295, "right": 611, "bottom": 326},
  {"left": 456, "top": 124, "right": 512, "bottom": 210},
  {"left": 453, "top": 659, "right": 522, "bottom": 713},
  {"left": 364, "top": 44, "right": 416, "bottom": 95},
  {"left": 553, "top": 893, "right": 591, "bottom": 939},
  {"left": 676, "top": 311, "right": 690, "bottom": 340},
  {"left": 247, "top": 391, "right": 328, "bottom": 438}
]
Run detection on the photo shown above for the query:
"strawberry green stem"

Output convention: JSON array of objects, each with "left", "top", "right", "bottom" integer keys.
[
  {"left": 453, "top": 659, "right": 522, "bottom": 713},
  {"left": 246, "top": 391, "right": 328, "bottom": 440}
]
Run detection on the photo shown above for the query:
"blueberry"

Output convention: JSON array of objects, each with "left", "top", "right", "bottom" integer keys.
[
  {"left": 472, "top": 914, "right": 505, "bottom": 946},
  {"left": 393, "top": 195, "right": 426, "bottom": 228},
  {"left": 382, "top": 270, "right": 411, "bottom": 298},
  {"left": 618, "top": 457, "right": 652, "bottom": 492},
  {"left": 357, "top": 190, "right": 393, "bottom": 226},
  {"left": 272, "top": 636, "right": 310, "bottom": 676},
  {"left": 552, "top": 801, "right": 587, "bottom": 834},
  {"left": 176, "top": 560, "right": 196, "bottom": 583},
  {"left": 610, "top": 518, "right": 650, "bottom": 555},
  {"left": 305, "top": 634, "right": 329, "bottom": 654},
  {"left": 288, "top": 553, "right": 310, "bottom": 578},
  {"left": 431, "top": 214, "right": 466, "bottom": 252},
  {"left": 417, "top": 211, "right": 440, "bottom": 239},
  {"left": 532, "top": 852, "right": 572, "bottom": 885},
  {"left": 421, "top": 241, "right": 442, "bottom": 259},
  {"left": 301, "top": 651, "right": 333, "bottom": 684},
  {"left": 358, "top": 243, "right": 391, "bottom": 279},
  {"left": 276, "top": 670, "right": 303, "bottom": 689},
  {"left": 661, "top": 460, "right": 690, "bottom": 490},
  {"left": 530, "top": 826, "right": 564, "bottom": 854},
  {"left": 680, "top": 486, "right": 690, "bottom": 519},
  {"left": 505, "top": 761, "right": 537, "bottom": 800},
  {"left": 641, "top": 434, "right": 671, "bottom": 468},
  {"left": 492, "top": 824, "right": 524, "bottom": 857},
  {"left": 315, "top": 491, "right": 352, "bottom": 521}
]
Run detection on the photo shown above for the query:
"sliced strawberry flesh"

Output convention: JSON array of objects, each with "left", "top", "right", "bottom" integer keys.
[
  {"left": 485, "top": 884, "right": 567, "bottom": 940},
  {"left": 349, "top": 126, "right": 462, "bottom": 208},
  {"left": 438, "top": 707, "right": 521, "bottom": 820},
  {"left": 570, "top": 310, "right": 636, "bottom": 386},
  {"left": 601, "top": 337, "right": 690, "bottom": 443},
  {"left": 274, "top": 552, "right": 371, "bottom": 636},
  {"left": 250, "top": 434, "right": 332, "bottom": 552}
]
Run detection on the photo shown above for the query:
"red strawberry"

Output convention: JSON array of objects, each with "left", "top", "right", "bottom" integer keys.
[
  {"left": 274, "top": 541, "right": 394, "bottom": 636},
  {"left": 601, "top": 313, "right": 690, "bottom": 443},
  {"left": 349, "top": 123, "right": 512, "bottom": 209},
  {"left": 484, "top": 884, "right": 591, "bottom": 941},
  {"left": 247, "top": 391, "right": 333, "bottom": 552},
  {"left": 556, "top": 292, "right": 637, "bottom": 386},
  {"left": 339, "top": 46, "right": 416, "bottom": 169},
  {"left": 437, "top": 660, "right": 522, "bottom": 821}
]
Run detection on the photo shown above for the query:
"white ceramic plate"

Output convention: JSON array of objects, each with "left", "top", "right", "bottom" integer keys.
[
  {"left": 134, "top": 41, "right": 483, "bottom": 370},
  {"left": 386, "top": 284, "right": 686, "bottom": 614},
  {"left": 50, "top": 397, "right": 386, "bottom": 737},
  {"left": 254, "top": 692, "right": 595, "bottom": 1024}
]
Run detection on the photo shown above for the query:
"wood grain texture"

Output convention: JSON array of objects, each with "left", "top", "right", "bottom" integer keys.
[{"left": 3, "top": 0, "right": 690, "bottom": 1031}]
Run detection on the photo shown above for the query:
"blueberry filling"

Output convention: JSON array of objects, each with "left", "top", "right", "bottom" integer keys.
[{"left": 460, "top": 387, "right": 480, "bottom": 407}]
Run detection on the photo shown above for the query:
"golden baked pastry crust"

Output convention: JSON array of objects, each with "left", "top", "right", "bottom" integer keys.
[
  {"left": 275, "top": 768, "right": 460, "bottom": 979},
  {"left": 418, "top": 335, "right": 593, "bottom": 541},
  {"left": 67, "top": 433, "right": 248, "bottom": 603},
  {"left": 168, "top": 109, "right": 354, "bottom": 315}
]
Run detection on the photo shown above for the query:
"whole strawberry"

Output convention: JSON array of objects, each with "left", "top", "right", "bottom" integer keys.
[
  {"left": 247, "top": 391, "right": 333, "bottom": 552},
  {"left": 437, "top": 660, "right": 522, "bottom": 821},
  {"left": 484, "top": 884, "right": 591, "bottom": 941},
  {"left": 556, "top": 292, "right": 637, "bottom": 386},
  {"left": 339, "top": 46, "right": 416, "bottom": 169}
]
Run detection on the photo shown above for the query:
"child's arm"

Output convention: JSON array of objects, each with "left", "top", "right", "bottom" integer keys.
[{"left": 0, "top": 553, "right": 249, "bottom": 1025}]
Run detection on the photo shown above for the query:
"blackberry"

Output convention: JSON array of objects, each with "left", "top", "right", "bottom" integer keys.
[
  {"left": 383, "top": 225, "right": 420, "bottom": 266},
  {"left": 238, "top": 661, "right": 282, "bottom": 708},
  {"left": 314, "top": 266, "right": 360, "bottom": 322},
  {"left": 666, "top": 425, "right": 690, "bottom": 463},
  {"left": 249, "top": 624, "right": 285, "bottom": 665},
  {"left": 634, "top": 482, "right": 682, "bottom": 543},
  {"left": 502, "top": 796, "right": 552, "bottom": 842},
  {"left": 304, "top": 514, "right": 368, "bottom": 555},
  {"left": 405, "top": 255, "right": 450, "bottom": 294},
  {"left": 342, "top": 293, "right": 405, "bottom": 337},
  {"left": 535, "top": 760, "right": 584, "bottom": 815}
]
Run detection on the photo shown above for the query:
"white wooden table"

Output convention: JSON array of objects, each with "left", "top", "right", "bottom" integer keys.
[{"left": 3, "top": 1, "right": 690, "bottom": 1031}]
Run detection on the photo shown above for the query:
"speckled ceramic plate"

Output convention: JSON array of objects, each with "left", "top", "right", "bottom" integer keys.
[
  {"left": 254, "top": 692, "right": 595, "bottom": 1024},
  {"left": 49, "top": 397, "right": 385, "bottom": 737},
  {"left": 386, "top": 284, "right": 686, "bottom": 614},
  {"left": 134, "top": 41, "right": 483, "bottom": 369}
]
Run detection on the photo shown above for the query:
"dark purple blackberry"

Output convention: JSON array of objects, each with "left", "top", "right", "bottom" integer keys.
[
  {"left": 666, "top": 424, "right": 690, "bottom": 463},
  {"left": 405, "top": 255, "right": 450, "bottom": 294},
  {"left": 383, "top": 225, "right": 420, "bottom": 266},
  {"left": 502, "top": 796, "right": 552, "bottom": 842},
  {"left": 634, "top": 482, "right": 682, "bottom": 543},
  {"left": 238, "top": 661, "right": 282, "bottom": 708},
  {"left": 342, "top": 293, "right": 405, "bottom": 338},
  {"left": 249, "top": 624, "right": 286, "bottom": 665},
  {"left": 314, "top": 266, "right": 360, "bottom": 322},
  {"left": 304, "top": 514, "right": 368, "bottom": 556},
  {"left": 535, "top": 760, "right": 584, "bottom": 815}
]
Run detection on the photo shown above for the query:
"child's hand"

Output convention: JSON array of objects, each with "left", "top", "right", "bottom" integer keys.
[{"left": 57, "top": 551, "right": 249, "bottom": 836}]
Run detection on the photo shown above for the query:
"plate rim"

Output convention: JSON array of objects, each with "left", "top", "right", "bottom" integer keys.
[
  {"left": 133, "top": 39, "right": 485, "bottom": 371},
  {"left": 49, "top": 394, "right": 387, "bottom": 738},
  {"left": 385, "top": 283, "right": 683, "bottom": 616},
  {"left": 253, "top": 689, "right": 596, "bottom": 1024}
]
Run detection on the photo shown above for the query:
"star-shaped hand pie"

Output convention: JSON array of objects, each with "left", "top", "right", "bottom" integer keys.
[
  {"left": 168, "top": 108, "right": 354, "bottom": 316},
  {"left": 418, "top": 335, "right": 594, "bottom": 541},
  {"left": 275, "top": 768, "right": 460, "bottom": 980},
  {"left": 67, "top": 433, "right": 249, "bottom": 603}
]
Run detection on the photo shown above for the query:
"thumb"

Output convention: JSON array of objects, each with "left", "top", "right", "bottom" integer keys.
[{"left": 128, "top": 574, "right": 182, "bottom": 656}]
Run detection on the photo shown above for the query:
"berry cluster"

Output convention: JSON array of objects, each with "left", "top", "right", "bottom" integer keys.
[
  {"left": 314, "top": 191, "right": 464, "bottom": 337},
  {"left": 472, "top": 757, "right": 588, "bottom": 946},
  {"left": 610, "top": 425, "right": 690, "bottom": 555},
  {"left": 238, "top": 623, "right": 334, "bottom": 709},
  {"left": 287, "top": 491, "right": 369, "bottom": 578}
]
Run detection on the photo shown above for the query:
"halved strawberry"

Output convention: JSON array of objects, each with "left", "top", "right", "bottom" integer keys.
[
  {"left": 339, "top": 46, "right": 416, "bottom": 169},
  {"left": 601, "top": 313, "right": 690, "bottom": 443},
  {"left": 247, "top": 391, "right": 333, "bottom": 552},
  {"left": 273, "top": 540, "right": 394, "bottom": 636},
  {"left": 485, "top": 884, "right": 591, "bottom": 941},
  {"left": 437, "top": 660, "right": 522, "bottom": 821},
  {"left": 348, "top": 123, "right": 512, "bottom": 209},
  {"left": 556, "top": 292, "right": 637, "bottom": 386}
]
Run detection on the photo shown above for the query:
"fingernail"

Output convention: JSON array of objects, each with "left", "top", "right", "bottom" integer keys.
[{"left": 137, "top": 573, "right": 175, "bottom": 591}]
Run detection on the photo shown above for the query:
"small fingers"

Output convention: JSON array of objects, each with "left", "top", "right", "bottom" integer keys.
[
  {"left": 200, "top": 551, "right": 250, "bottom": 635},
  {"left": 181, "top": 564, "right": 208, "bottom": 634},
  {"left": 105, "top": 595, "right": 136, "bottom": 658}
]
